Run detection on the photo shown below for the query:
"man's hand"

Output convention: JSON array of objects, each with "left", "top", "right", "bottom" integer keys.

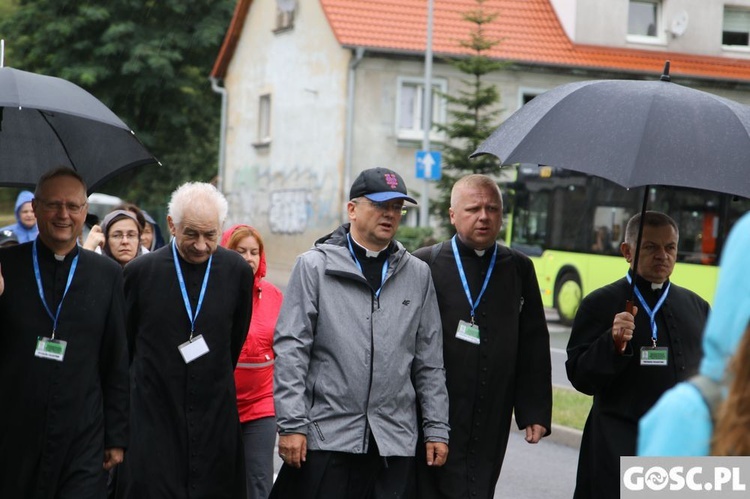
[
  {"left": 525, "top": 424, "right": 546, "bottom": 444},
  {"left": 278, "top": 433, "right": 307, "bottom": 469},
  {"left": 103, "top": 447, "right": 124, "bottom": 471},
  {"left": 425, "top": 442, "right": 449, "bottom": 467},
  {"left": 612, "top": 306, "right": 638, "bottom": 353},
  {"left": 83, "top": 225, "right": 105, "bottom": 251}
]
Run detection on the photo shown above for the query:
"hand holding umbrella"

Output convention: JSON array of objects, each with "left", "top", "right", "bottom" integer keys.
[{"left": 613, "top": 306, "right": 638, "bottom": 354}]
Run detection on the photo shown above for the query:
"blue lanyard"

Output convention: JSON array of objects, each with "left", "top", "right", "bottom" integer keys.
[
  {"left": 347, "top": 234, "right": 389, "bottom": 298},
  {"left": 32, "top": 240, "right": 79, "bottom": 339},
  {"left": 451, "top": 235, "right": 497, "bottom": 324},
  {"left": 172, "top": 240, "right": 212, "bottom": 339},
  {"left": 625, "top": 273, "right": 671, "bottom": 345}
]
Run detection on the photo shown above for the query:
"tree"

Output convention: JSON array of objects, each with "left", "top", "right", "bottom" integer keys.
[
  {"left": 0, "top": 0, "right": 234, "bottom": 216},
  {"left": 432, "top": 0, "right": 505, "bottom": 235}
]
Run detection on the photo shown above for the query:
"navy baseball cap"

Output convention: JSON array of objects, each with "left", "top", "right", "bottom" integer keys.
[{"left": 349, "top": 167, "right": 417, "bottom": 204}]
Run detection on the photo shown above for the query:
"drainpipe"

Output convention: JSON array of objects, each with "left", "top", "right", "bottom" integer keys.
[
  {"left": 210, "top": 76, "right": 228, "bottom": 194},
  {"left": 343, "top": 47, "right": 366, "bottom": 223}
]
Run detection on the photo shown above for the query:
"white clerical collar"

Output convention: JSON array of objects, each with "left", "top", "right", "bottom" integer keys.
[
  {"left": 349, "top": 234, "right": 387, "bottom": 258},
  {"left": 54, "top": 253, "right": 66, "bottom": 261},
  {"left": 651, "top": 282, "right": 664, "bottom": 290},
  {"left": 474, "top": 249, "right": 486, "bottom": 257}
]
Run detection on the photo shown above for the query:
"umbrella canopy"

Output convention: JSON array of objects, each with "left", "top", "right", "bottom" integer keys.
[
  {"left": 473, "top": 67, "right": 750, "bottom": 199},
  {"left": 0, "top": 67, "right": 157, "bottom": 192}
]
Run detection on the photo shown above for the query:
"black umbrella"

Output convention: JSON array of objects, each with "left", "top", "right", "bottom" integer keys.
[
  {"left": 472, "top": 62, "right": 750, "bottom": 351},
  {"left": 0, "top": 66, "right": 157, "bottom": 192}
]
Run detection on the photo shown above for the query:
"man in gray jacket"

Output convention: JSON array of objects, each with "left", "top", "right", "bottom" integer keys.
[{"left": 271, "top": 167, "right": 450, "bottom": 499}]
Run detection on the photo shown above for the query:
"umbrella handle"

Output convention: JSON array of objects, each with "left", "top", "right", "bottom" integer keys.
[{"left": 614, "top": 300, "right": 636, "bottom": 355}]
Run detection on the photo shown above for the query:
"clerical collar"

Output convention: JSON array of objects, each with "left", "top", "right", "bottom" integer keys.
[
  {"left": 628, "top": 269, "right": 667, "bottom": 292},
  {"left": 651, "top": 282, "right": 664, "bottom": 290},
  {"left": 454, "top": 236, "right": 494, "bottom": 258},
  {"left": 349, "top": 234, "right": 388, "bottom": 258},
  {"left": 35, "top": 238, "right": 79, "bottom": 262}
]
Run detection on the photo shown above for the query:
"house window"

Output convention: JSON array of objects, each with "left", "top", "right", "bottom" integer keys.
[
  {"left": 396, "top": 77, "right": 447, "bottom": 141},
  {"left": 274, "top": 0, "right": 296, "bottom": 32},
  {"left": 723, "top": 7, "right": 750, "bottom": 47},
  {"left": 628, "top": 0, "right": 660, "bottom": 38},
  {"left": 256, "top": 94, "right": 271, "bottom": 146}
]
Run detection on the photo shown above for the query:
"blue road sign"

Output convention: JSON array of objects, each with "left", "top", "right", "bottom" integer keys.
[{"left": 415, "top": 150, "right": 442, "bottom": 180}]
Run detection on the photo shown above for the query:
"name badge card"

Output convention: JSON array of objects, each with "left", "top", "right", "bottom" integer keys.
[
  {"left": 640, "top": 346, "right": 668, "bottom": 366},
  {"left": 178, "top": 334, "right": 210, "bottom": 364},
  {"left": 35, "top": 337, "right": 67, "bottom": 362},
  {"left": 456, "top": 320, "right": 481, "bottom": 345}
]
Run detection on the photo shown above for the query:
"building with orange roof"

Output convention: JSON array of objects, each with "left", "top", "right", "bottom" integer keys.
[{"left": 210, "top": 0, "right": 750, "bottom": 280}]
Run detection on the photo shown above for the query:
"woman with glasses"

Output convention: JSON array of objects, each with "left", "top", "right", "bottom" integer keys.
[{"left": 98, "top": 210, "right": 143, "bottom": 267}]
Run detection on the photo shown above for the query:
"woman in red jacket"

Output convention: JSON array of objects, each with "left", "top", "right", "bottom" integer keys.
[{"left": 222, "top": 225, "right": 283, "bottom": 499}]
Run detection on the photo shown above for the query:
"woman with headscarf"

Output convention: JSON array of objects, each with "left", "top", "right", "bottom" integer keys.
[
  {"left": 221, "top": 224, "right": 283, "bottom": 499},
  {"left": 0, "top": 190, "right": 38, "bottom": 243},
  {"left": 99, "top": 210, "right": 143, "bottom": 267}
]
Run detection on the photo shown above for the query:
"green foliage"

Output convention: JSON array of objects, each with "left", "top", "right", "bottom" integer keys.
[
  {"left": 432, "top": 0, "right": 505, "bottom": 234},
  {"left": 396, "top": 226, "right": 436, "bottom": 253},
  {"left": 0, "top": 0, "right": 234, "bottom": 214}
]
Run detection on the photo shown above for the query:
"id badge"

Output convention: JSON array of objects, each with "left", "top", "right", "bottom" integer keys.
[
  {"left": 35, "top": 337, "right": 67, "bottom": 362},
  {"left": 178, "top": 334, "right": 210, "bottom": 364},
  {"left": 640, "top": 346, "right": 668, "bottom": 366},
  {"left": 455, "top": 320, "right": 480, "bottom": 345}
]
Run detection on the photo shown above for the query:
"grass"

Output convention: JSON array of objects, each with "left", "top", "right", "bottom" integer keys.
[{"left": 552, "top": 386, "right": 592, "bottom": 431}]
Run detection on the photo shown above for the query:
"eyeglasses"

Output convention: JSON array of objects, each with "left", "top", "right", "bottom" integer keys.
[
  {"left": 110, "top": 232, "right": 139, "bottom": 242},
  {"left": 354, "top": 199, "right": 407, "bottom": 216},
  {"left": 37, "top": 199, "right": 87, "bottom": 214}
]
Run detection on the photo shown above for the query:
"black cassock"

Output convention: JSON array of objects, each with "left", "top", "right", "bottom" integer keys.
[
  {"left": 117, "top": 245, "right": 253, "bottom": 499},
  {"left": 413, "top": 239, "right": 552, "bottom": 499},
  {"left": 566, "top": 274, "right": 708, "bottom": 499},
  {"left": 0, "top": 241, "right": 129, "bottom": 499}
]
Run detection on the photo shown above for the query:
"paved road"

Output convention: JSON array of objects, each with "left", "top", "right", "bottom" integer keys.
[{"left": 495, "top": 430, "right": 578, "bottom": 498}]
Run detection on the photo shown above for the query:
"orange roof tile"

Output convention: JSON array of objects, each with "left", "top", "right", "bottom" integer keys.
[
  {"left": 212, "top": 0, "right": 750, "bottom": 82},
  {"left": 320, "top": 0, "right": 750, "bottom": 82}
]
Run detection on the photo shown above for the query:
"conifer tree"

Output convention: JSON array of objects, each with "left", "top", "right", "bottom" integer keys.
[{"left": 432, "top": 0, "right": 505, "bottom": 234}]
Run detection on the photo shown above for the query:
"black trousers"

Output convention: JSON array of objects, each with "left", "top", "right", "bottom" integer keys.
[{"left": 270, "top": 437, "right": 415, "bottom": 499}]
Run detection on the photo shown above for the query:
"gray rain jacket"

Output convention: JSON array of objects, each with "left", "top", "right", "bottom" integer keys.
[{"left": 273, "top": 224, "right": 450, "bottom": 456}]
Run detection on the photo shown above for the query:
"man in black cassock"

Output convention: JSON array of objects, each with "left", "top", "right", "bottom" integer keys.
[
  {"left": 566, "top": 211, "right": 709, "bottom": 499},
  {"left": 0, "top": 167, "right": 129, "bottom": 498},
  {"left": 116, "top": 182, "right": 253, "bottom": 499},
  {"left": 413, "top": 174, "right": 552, "bottom": 499}
]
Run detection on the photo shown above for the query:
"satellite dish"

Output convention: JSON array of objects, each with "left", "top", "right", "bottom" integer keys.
[
  {"left": 670, "top": 11, "right": 689, "bottom": 37},
  {"left": 277, "top": 0, "right": 297, "bottom": 13}
]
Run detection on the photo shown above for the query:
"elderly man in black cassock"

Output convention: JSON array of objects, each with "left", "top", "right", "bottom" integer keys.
[
  {"left": 413, "top": 174, "right": 552, "bottom": 498},
  {"left": 0, "top": 167, "right": 129, "bottom": 498},
  {"left": 116, "top": 182, "right": 253, "bottom": 499},
  {"left": 566, "top": 211, "right": 709, "bottom": 499}
]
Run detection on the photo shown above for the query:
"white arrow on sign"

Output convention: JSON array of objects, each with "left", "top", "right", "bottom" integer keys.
[{"left": 422, "top": 152, "right": 435, "bottom": 178}]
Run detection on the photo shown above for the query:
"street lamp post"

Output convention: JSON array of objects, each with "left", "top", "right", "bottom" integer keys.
[{"left": 420, "top": 0, "right": 434, "bottom": 227}]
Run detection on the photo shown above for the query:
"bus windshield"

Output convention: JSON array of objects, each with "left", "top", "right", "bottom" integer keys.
[{"left": 507, "top": 165, "right": 750, "bottom": 324}]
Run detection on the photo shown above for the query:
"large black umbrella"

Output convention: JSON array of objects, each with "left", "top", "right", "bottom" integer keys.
[
  {"left": 472, "top": 62, "right": 750, "bottom": 350},
  {"left": 0, "top": 66, "right": 157, "bottom": 192}
]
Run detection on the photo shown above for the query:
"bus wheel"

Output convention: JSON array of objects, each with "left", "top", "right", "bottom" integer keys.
[{"left": 555, "top": 272, "right": 582, "bottom": 326}]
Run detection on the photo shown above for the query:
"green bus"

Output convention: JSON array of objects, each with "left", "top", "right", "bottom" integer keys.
[{"left": 505, "top": 165, "right": 750, "bottom": 324}]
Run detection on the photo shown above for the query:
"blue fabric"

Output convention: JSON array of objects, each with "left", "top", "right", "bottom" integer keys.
[
  {"left": 0, "top": 191, "right": 38, "bottom": 243},
  {"left": 638, "top": 212, "right": 750, "bottom": 456}
]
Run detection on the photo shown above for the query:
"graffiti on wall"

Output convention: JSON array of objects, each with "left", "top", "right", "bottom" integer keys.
[
  {"left": 268, "top": 189, "right": 310, "bottom": 234},
  {"left": 228, "top": 164, "right": 339, "bottom": 235}
]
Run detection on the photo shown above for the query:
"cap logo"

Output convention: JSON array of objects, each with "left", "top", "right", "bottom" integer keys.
[{"left": 384, "top": 173, "right": 399, "bottom": 189}]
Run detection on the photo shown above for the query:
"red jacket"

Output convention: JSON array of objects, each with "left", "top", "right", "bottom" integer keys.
[{"left": 235, "top": 278, "right": 283, "bottom": 422}]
